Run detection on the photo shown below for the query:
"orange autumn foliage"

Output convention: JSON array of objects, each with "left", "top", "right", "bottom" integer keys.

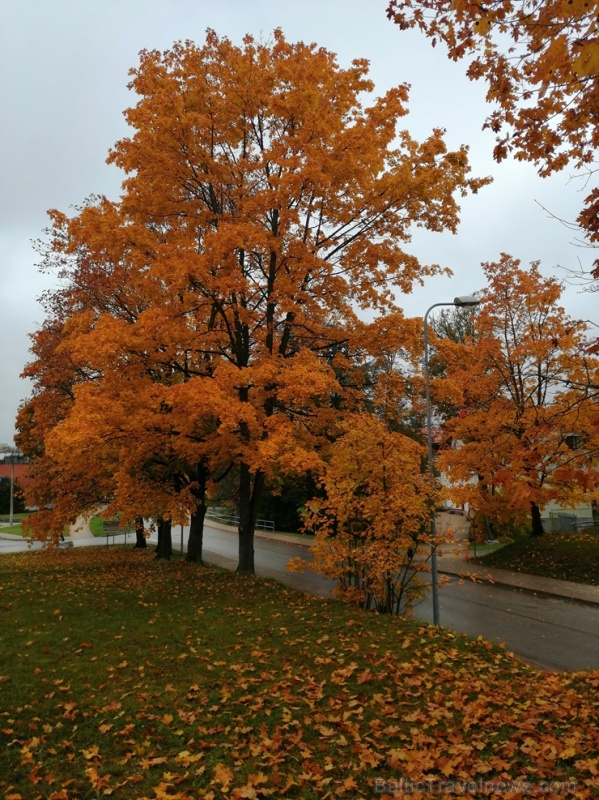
[
  {"left": 435, "top": 255, "right": 599, "bottom": 533},
  {"left": 387, "top": 0, "right": 599, "bottom": 277},
  {"left": 18, "top": 30, "right": 487, "bottom": 565}
]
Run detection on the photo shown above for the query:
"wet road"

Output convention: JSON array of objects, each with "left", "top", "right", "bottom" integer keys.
[{"left": 412, "top": 577, "right": 599, "bottom": 672}]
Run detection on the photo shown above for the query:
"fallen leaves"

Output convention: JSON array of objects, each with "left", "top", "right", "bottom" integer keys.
[{"left": 0, "top": 548, "right": 597, "bottom": 798}]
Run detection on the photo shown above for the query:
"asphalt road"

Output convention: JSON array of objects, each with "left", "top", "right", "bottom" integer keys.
[{"left": 202, "top": 525, "right": 599, "bottom": 673}]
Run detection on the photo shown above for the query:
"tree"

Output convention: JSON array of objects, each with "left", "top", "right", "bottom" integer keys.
[
  {"left": 20, "top": 350, "right": 228, "bottom": 557},
  {"left": 387, "top": 0, "right": 599, "bottom": 279},
  {"left": 425, "top": 304, "right": 482, "bottom": 426},
  {"left": 20, "top": 29, "right": 487, "bottom": 572},
  {"left": 18, "top": 199, "right": 229, "bottom": 554},
  {"left": 436, "top": 255, "right": 599, "bottom": 535},
  {"left": 0, "top": 478, "right": 25, "bottom": 515},
  {"left": 290, "top": 413, "right": 438, "bottom": 614},
  {"left": 257, "top": 471, "right": 320, "bottom": 534},
  {"left": 431, "top": 305, "right": 478, "bottom": 346}
]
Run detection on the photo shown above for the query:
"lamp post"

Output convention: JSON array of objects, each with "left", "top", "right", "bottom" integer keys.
[{"left": 424, "top": 295, "right": 480, "bottom": 625}]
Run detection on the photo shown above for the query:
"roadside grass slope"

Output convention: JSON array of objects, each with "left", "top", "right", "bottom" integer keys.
[
  {"left": 0, "top": 547, "right": 596, "bottom": 799},
  {"left": 473, "top": 532, "right": 599, "bottom": 585}
]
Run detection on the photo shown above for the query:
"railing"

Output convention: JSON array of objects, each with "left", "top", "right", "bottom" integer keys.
[
  {"left": 103, "top": 521, "right": 131, "bottom": 546},
  {"left": 547, "top": 512, "right": 597, "bottom": 534},
  {"left": 205, "top": 509, "right": 275, "bottom": 533},
  {"left": 575, "top": 519, "right": 598, "bottom": 533}
]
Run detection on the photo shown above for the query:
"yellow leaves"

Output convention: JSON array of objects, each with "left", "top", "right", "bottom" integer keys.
[
  {"left": 330, "top": 662, "right": 359, "bottom": 684},
  {"left": 175, "top": 750, "right": 203, "bottom": 768},
  {"left": 572, "top": 39, "right": 599, "bottom": 77},
  {"left": 286, "top": 556, "right": 307, "bottom": 573},
  {"left": 297, "top": 411, "right": 436, "bottom": 615},
  {"left": 151, "top": 783, "right": 188, "bottom": 800},
  {"left": 357, "top": 668, "right": 375, "bottom": 684},
  {"left": 212, "top": 763, "right": 234, "bottom": 792},
  {"left": 562, "top": 0, "right": 599, "bottom": 20},
  {"left": 315, "top": 724, "right": 336, "bottom": 738},
  {"left": 356, "top": 745, "right": 383, "bottom": 768},
  {"left": 473, "top": 16, "right": 492, "bottom": 36},
  {"left": 387, "top": 747, "right": 410, "bottom": 768},
  {"left": 339, "top": 775, "right": 359, "bottom": 793},
  {"left": 85, "top": 766, "right": 112, "bottom": 793},
  {"left": 559, "top": 745, "right": 578, "bottom": 760},
  {"left": 392, "top": 0, "right": 599, "bottom": 246},
  {"left": 81, "top": 744, "right": 101, "bottom": 761}
]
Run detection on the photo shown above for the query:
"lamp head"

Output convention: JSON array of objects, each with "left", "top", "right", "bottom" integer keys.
[{"left": 454, "top": 295, "right": 480, "bottom": 308}]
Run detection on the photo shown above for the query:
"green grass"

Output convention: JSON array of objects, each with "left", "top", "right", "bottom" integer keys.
[
  {"left": 467, "top": 541, "right": 508, "bottom": 559},
  {"left": 0, "top": 548, "right": 597, "bottom": 799},
  {"left": 0, "top": 514, "right": 127, "bottom": 538},
  {"left": 0, "top": 512, "right": 29, "bottom": 535},
  {"left": 473, "top": 531, "right": 599, "bottom": 584},
  {"left": 0, "top": 514, "right": 29, "bottom": 536},
  {"left": 0, "top": 512, "right": 29, "bottom": 521},
  {"left": 89, "top": 515, "right": 106, "bottom": 536},
  {"left": 269, "top": 529, "right": 315, "bottom": 541},
  {"left": 0, "top": 523, "right": 23, "bottom": 535}
]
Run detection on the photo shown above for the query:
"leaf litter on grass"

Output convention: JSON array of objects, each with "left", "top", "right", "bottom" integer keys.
[{"left": 0, "top": 547, "right": 596, "bottom": 799}]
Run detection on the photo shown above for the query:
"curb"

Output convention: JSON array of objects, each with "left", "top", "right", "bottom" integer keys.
[
  {"left": 255, "top": 530, "right": 315, "bottom": 548},
  {"left": 437, "top": 562, "right": 599, "bottom": 608}
]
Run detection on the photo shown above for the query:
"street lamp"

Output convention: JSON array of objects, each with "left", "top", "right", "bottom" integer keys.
[{"left": 424, "top": 295, "right": 480, "bottom": 625}]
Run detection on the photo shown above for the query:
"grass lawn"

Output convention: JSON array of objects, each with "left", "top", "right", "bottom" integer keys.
[
  {"left": 0, "top": 523, "right": 23, "bottom": 535},
  {"left": 473, "top": 532, "right": 599, "bottom": 585},
  {"left": 0, "top": 548, "right": 597, "bottom": 799},
  {"left": 0, "top": 512, "right": 29, "bottom": 536},
  {"left": 467, "top": 541, "right": 508, "bottom": 559},
  {"left": 89, "top": 515, "right": 106, "bottom": 537}
]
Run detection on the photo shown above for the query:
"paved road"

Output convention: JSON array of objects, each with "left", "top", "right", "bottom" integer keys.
[
  {"left": 202, "top": 526, "right": 336, "bottom": 597},
  {"left": 411, "top": 577, "right": 599, "bottom": 672}
]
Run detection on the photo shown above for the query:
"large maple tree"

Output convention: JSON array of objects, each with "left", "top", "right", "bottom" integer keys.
[
  {"left": 19, "top": 29, "right": 487, "bottom": 571},
  {"left": 435, "top": 255, "right": 599, "bottom": 536},
  {"left": 387, "top": 0, "right": 599, "bottom": 279}
]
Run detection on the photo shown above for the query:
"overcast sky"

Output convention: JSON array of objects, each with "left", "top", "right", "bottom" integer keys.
[{"left": 1, "top": 0, "right": 597, "bottom": 447}]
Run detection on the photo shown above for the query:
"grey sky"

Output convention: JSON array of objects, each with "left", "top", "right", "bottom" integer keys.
[{"left": 1, "top": 0, "right": 596, "bottom": 446}]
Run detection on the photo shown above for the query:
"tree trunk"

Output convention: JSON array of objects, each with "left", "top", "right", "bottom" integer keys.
[
  {"left": 186, "top": 463, "right": 209, "bottom": 563},
  {"left": 483, "top": 515, "right": 496, "bottom": 542},
  {"left": 237, "top": 463, "right": 265, "bottom": 574},
  {"left": 530, "top": 501, "right": 544, "bottom": 537},
  {"left": 134, "top": 516, "right": 147, "bottom": 548},
  {"left": 186, "top": 505, "right": 206, "bottom": 563},
  {"left": 155, "top": 518, "right": 173, "bottom": 559}
]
